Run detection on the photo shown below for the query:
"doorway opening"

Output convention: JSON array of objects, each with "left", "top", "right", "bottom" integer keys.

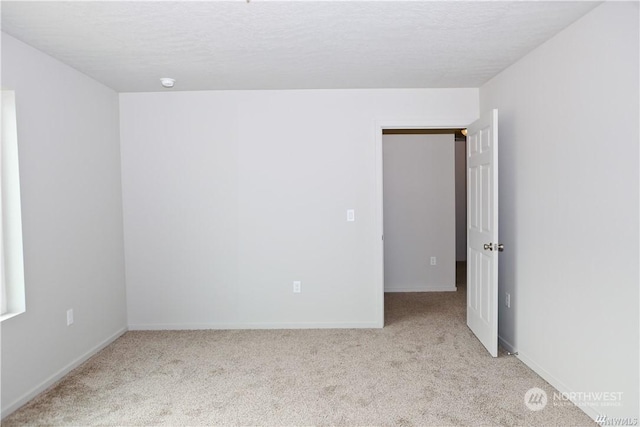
[
  {"left": 374, "top": 123, "right": 467, "bottom": 328},
  {"left": 375, "top": 110, "right": 500, "bottom": 356}
]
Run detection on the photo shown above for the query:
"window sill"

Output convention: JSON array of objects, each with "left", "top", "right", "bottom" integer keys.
[{"left": 0, "top": 310, "right": 25, "bottom": 323}]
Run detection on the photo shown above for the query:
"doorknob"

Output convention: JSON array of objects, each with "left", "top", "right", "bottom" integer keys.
[
  {"left": 483, "top": 243, "right": 493, "bottom": 251},
  {"left": 497, "top": 243, "right": 504, "bottom": 252}
]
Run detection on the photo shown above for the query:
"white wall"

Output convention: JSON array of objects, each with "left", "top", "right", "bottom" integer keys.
[
  {"left": 383, "top": 133, "right": 455, "bottom": 292},
  {"left": 119, "top": 89, "right": 478, "bottom": 329},
  {"left": 0, "top": 34, "right": 127, "bottom": 417},
  {"left": 454, "top": 139, "right": 467, "bottom": 261},
  {"left": 480, "top": 2, "right": 638, "bottom": 420}
]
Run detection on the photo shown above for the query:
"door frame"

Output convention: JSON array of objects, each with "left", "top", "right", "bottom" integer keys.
[{"left": 374, "top": 118, "right": 475, "bottom": 327}]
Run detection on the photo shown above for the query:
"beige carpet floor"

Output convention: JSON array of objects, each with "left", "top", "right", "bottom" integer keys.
[{"left": 3, "top": 268, "right": 593, "bottom": 426}]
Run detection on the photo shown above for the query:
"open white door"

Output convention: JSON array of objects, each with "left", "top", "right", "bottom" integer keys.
[{"left": 466, "top": 109, "right": 499, "bottom": 357}]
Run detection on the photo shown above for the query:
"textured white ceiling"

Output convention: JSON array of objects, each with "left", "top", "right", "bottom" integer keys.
[{"left": 1, "top": 1, "right": 599, "bottom": 92}]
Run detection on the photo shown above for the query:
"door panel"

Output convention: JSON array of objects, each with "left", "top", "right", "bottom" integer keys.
[{"left": 467, "top": 109, "right": 499, "bottom": 357}]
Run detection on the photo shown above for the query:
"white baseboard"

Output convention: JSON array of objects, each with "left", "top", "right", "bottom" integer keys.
[
  {"left": 1, "top": 327, "right": 128, "bottom": 419},
  {"left": 128, "top": 321, "right": 381, "bottom": 331},
  {"left": 385, "top": 285, "right": 457, "bottom": 292},
  {"left": 516, "top": 350, "right": 602, "bottom": 422}
]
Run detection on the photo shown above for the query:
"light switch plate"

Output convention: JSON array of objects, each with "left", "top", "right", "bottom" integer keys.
[{"left": 347, "top": 209, "right": 355, "bottom": 222}]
